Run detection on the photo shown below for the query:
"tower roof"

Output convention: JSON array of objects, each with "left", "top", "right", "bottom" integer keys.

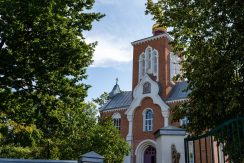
[
  {"left": 109, "top": 78, "right": 121, "bottom": 98},
  {"left": 152, "top": 23, "right": 167, "bottom": 36}
]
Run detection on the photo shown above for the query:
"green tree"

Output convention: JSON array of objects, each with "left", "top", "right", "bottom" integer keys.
[
  {"left": 146, "top": 0, "right": 243, "bottom": 134},
  {"left": 92, "top": 91, "right": 110, "bottom": 106},
  {"left": 0, "top": 0, "right": 129, "bottom": 161},
  {"left": 146, "top": 0, "right": 243, "bottom": 162},
  {"left": 91, "top": 117, "right": 130, "bottom": 163}
]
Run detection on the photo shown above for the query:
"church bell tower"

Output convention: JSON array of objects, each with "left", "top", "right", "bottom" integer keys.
[{"left": 131, "top": 24, "right": 173, "bottom": 99}]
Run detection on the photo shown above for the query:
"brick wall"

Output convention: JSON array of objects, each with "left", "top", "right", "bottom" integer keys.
[
  {"left": 132, "top": 37, "right": 173, "bottom": 100},
  {"left": 131, "top": 97, "right": 164, "bottom": 161}
]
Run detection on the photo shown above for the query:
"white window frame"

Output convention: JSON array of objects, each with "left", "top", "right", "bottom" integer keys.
[
  {"left": 170, "top": 52, "right": 181, "bottom": 81},
  {"left": 143, "top": 108, "right": 153, "bottom": 132},
  {"left": 138, "top": 46, "right": 159, "bottom": 82},
  {"left": 112, "top": 113, "right": 121, "bottom": 130}
]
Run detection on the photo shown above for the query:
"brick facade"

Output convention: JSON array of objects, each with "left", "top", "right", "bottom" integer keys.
[
  {"left": 99, "top": 31, "right": 189, "bottom": 163},
  {"left": 132, "top": 37, "right": 173, "bottom": 99},
  {"left": 132, "top": 97, "right": 164, "bottom": 162}
]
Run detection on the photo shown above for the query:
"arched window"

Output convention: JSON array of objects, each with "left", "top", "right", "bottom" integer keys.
[
  {"left": 148, "top": 53, "right": 151, "bottom": 71},
  {"left": 112, "top": 113, "right": 121, "bottom": 130},
  {"left": 139, "top": 53, "right": 145, "bottom": 80},
  {"left": 138, "top": 47, "right": 159, "bottom": 81},
  {"left": 143, "top": 109, "right": 153, "bottom": 131},
  {"left": 143, "top": 82, "right": 151, "bottom": 94},
  {"left": 152, "top": 51, "right": 158, "bottom": 74},
  {"left": 170, "top": 52, "right": 181, "bottom": 81},
  {"left": 146, "top": 47, "right": 152, "bottom": 73}
]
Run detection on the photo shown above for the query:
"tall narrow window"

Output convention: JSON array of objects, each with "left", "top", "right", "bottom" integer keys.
[
  {"left": 140, "top": 53, "right": 145, "bottom": 79},
  {"left": 170, "top": 52, "right": 181, "bottom": 81},
  {"left": 148, "top": 53, "right": 151, "bottom": 72},
  {"left": 112, "top": 113, "right": 121, "bottom": 130},
  {"left": 146, "top": 47, "right": 152, "bottom": 73},
  {"left": 138, "top": 47, "right": 158, "bottom": 81},
  {"left": 152, "top": 51, "right": 158, "bottom": 74},
  {"left": 143, "top": 109, "right": 153, "bottom": 131},
  {"left": 142, "top": 55, "right": 145, "bottom": 76}
]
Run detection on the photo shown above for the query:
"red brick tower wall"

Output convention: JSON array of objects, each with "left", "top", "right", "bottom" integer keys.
[{"left": 132, "top": 37, "right": 173, "bottom": 100}]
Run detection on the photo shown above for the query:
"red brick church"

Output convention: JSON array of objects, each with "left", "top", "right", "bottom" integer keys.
[{"left": 100, "top": 25, "right": 190, "bottom": 163}]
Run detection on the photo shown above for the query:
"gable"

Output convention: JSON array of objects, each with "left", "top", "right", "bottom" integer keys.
[{"left": 126, "top": 74, "right": 169, "bottom": 116}]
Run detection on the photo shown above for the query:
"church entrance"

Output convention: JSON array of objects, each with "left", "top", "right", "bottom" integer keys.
[{"left": 144, "top": 145, "right": 156, "bottom": 163}]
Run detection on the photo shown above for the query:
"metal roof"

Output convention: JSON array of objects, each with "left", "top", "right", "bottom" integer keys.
[
  {"left": 109, "top": 84, "right": 121, "bottom": 98},
  {"left": 167, "top": 81, "right": 191, "bottom": 101},
  {"left": 100, "top": 91, "right": 132, "bottom": 111}
]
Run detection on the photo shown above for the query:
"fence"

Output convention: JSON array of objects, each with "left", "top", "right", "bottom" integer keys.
[{"left": 184, "top": 117, "right": 244, "bottom": 163}]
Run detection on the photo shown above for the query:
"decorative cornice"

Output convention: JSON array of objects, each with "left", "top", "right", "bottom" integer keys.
[
  {"left": 131, "top": 33, "right": 173, "bottom": 46},
  {"left": 100, "top": 107, "right": 128, "bottom": 113},
  {"left": 166, "top": 98, "right": 189, "bottom": 104}
]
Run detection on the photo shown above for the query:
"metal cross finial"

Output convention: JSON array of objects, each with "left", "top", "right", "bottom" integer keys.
[{"left": 116, "top": 78, "right": 118, "bottom": 85}]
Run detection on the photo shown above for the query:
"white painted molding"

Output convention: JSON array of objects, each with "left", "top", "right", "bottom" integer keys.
[
  {"left": 112, "top": 112, "right": 121, "bottom": 119},
  {"left": 126, "top": 74, "right": 169, "bottom": 116},
  {"left": 126, "top": 115, "right": 133, "bottom": 142},
  {"left": 125, "top": 74, "right": 170, "bottom": 142},
  {"left": 131, "top": 33, "right": 173, "bottom": 46},
  {"left": 142, "top": 108, "right": 154, "bottom": 132},
  {"left": 166, "top": 98, "right": 189, "bottom": 104},
  {"left": 101, "top": 107, "right": 127, "bottom": 113}
]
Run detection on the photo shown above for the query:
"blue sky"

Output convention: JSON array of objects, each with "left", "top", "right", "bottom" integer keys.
[{"left": 84, "top": 0, "right": 155, "bottom": 101}]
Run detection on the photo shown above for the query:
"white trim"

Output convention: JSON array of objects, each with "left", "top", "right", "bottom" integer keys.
[
  {"left": 135, "top": 139, "right": 157, "bottom": 163},
  {"left": 138, "top": 47, "right": 159, "bottom": 82},
  {"left": 112, "top": 113, "right": 121, "bottom": 130},
  {"left": 142, "top": 108, "right": 154, "bottom": 132},
  {"left": 126, "top": 74, "right": 170, "bottom": 143},
  {"left": 166, "top": 98, "right": 189, "bottom": 104},
  {"left": 101, "top": 107, "right": 127, "bottom": 113},
  {"left": 131, "top": 33, "right": 173, "bottom": 46},
  {"left": 126, "top": 74, "right": 169, "bottom": 116},
  {"left": 112, "top": 112, "right": 121, "bottom": 119}
]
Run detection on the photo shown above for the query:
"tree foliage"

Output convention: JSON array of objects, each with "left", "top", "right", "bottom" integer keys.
[
  {"left": 146, "top": 0, "right": 244, "bottom": 134},
  {"left": 0, "top": 0, "right": 129, "bottom": 161},
  {"left": 92, "top": 91, "right": 110, "bottom": 107},
  {"left": 91, "top": 117, "right": 130, "bottom": 163}
]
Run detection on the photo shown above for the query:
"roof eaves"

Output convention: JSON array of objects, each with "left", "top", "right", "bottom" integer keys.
[
  {"left": 166, "top": 98, "right": 189, "bottom": 104},
  {"left": 101, "top": 106, "right": 129, "bottom": 112},
  {"left": 131, "top": 33, "right": 173, "bottom": 46}
]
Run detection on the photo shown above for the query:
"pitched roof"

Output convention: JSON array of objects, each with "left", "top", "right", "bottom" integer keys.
[
  {"left": 100, "top": 91, "right": 132, "bottom": 111},
  {"left": 167, "top": 81, "right": 191, "bottom": 101}
]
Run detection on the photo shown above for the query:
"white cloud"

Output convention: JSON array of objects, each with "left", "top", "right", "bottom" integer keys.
[{"left": 86, "top": 34, "right": 132, "bottom": 67}]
